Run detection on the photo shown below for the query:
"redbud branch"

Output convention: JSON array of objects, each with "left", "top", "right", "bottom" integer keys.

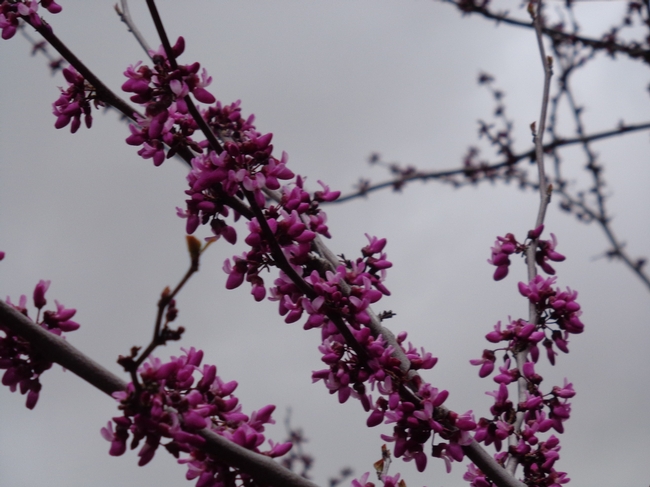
[
  {"left": 266, "top": 183, "right": 523, "bottom": 486},
  {"left": 26, "top": 0, "right": 238, "bottom": 181},
  {"left": 331, "top": 121, "right": 650, "bottom": 204},
  {"left": 115, "top": 0, "right": 153, "bottom": 59},
  {"left": 0, "top": 299, "right": 323, "bottom": 487},
  {"left": 441, "top": 0, "right": 650, "bottom": 64},
  {"left": 24, "top": 17, "right": 140, "bottom": 121},
  {"left": 145, "top": 0, "right": 225, "bottom": 156},
  {"left": 265, "top": 186, "right": 524, "bottom": 487},
  {"left": 554, "top": 186, "right": 650, "bottom": 290},
  {"left": 131, "top": 238, "right": 208, "bottom": 373},
  {"left": 506, "top": 0, "right": 554, "bottom": 475}
]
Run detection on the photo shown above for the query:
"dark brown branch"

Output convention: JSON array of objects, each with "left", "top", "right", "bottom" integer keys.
[
  {"left": 442, "top": 0, "right": 650, "bottom": 63},
  {"left": 28, "top": 19, "right": 140, "bottom": 121},
  {"left": 145, "top": 0, "right": 225, "bottom": 155},
  {"left": 555, "top": 187, "right": 650, "bottom": 290},
  {"left": 0, "top": 300, "right": 126, "bottom": 396},
  {"left": 332, "top": 122, "right": 650, "bottom": 203}
]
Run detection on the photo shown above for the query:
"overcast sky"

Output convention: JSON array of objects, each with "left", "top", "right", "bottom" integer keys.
[{"left": 1, "top": 2, "right": 649, "bottom": 487}]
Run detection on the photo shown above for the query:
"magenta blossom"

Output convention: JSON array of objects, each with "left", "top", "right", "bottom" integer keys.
[
  {"left": 105, "top": 348, "right": 291, "bottom": 487},
  {"left": 52, "top": 66, "right": 104, "bottom": 133},
  {"left": 1, "top": 280, "right": 80, "bottom": 409}
]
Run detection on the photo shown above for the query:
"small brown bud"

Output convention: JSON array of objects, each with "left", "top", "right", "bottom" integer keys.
[{"left": 186, "top": 235, "right": 202, "bottom": 263}]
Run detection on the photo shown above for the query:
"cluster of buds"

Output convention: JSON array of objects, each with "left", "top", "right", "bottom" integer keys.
[
  {"left": 1, "top": 279, "right": 80, "bottom": 409},
  {"left": 184, "top": 128, "right": 298, "bottom": 248},
  {"left": 123, "top": 36, "right": 214, "bottom": 165},
  {"left": 466, "top": 380, "right": 572, "bottom": 487},
  {"left": 120, "top": 40, "right": 479, "bottom": 474},
  {"left": 102, "top": 347, "right": 292, "bottom": 487},
  {"left": 487, "top": 225, "right": 565, "bottom": 281},
  {"left": 0, "top": 2, "right": 101, "bottom": 134},
  {"left": 52, "top": 66, "right": 104, "bottom": 133},
  {"left": 0, "top": 7, "right": 594, "bottom": 487},
  {"left": 0, "top": 0, "right": 62, "bottom": 40},
  {"left": 467, "top": 228, "right": 581, "bottom": 487}
]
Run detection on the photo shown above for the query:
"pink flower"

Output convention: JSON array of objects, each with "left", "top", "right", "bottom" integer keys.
[
  {"left": 52, "top": 66, "right": 102, "bottom": 133},
  {"left": 487, "top": 233, "right": 519, "bottom": 280},
  {"left": 470, "top": 349, "right": 496, "bottom": 377},
  {"left": 33, "top": 279, "right": 51, "bottom": 309},
  {"left": 1, "top": 281, "right": 79, "bottom": 409}
]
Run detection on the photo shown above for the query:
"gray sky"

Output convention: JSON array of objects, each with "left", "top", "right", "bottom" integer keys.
[{"left": 1, "top": 2, "right": 649, "bottom": 487}]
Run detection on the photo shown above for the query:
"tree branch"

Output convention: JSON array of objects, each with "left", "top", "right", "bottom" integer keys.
[
  {"left": 331, "top": 121, "right": 650, "bottom": 203},
  {"left": 441, "top": 0, "right": 650, "bottom": 64},
  {"left": 27, "top": 19, "right": 140, "bottom": 121},
  {"left": 506, "top": 0, "right": 553, "bottom": 475},
  {"left": 0, "top": 299, "right": 324, "bottom": 487}
]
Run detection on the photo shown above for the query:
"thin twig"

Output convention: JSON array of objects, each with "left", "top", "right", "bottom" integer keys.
[
  {"left": 442, "top": 0, "right": 650, "bottom": 64},
  {"left": 26, "top": 18, "right": 140, "bottom": 121},
  {"left": 130, "top": 237, "right": 209, "bottom": 373},
  {"left": 115, "top": 0, "right": 153, "bottom": 57},
  {"left": 331, "top": 122, "right": 650, "bottom": 203},
  {"left": 555, "top": 187, "right": 650, "bottom": 289},
  {"left": 506, "top": 0, "right": 554, "bottom": 476}
]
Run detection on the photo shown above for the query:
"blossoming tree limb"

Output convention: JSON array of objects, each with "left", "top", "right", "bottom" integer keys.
[{"left": 1, "top": 1, "right": 648, "bottom": 487}]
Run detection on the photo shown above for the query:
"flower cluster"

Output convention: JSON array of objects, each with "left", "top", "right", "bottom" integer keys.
[
  {"left": 189, "top": 114, "right": 471, "bottom": 472},
  {"left": 52, "top": 65, "right": 104, "bottom": 133},
  {"left": 269, "top": 232, "right": 389, "bottom": 327},
  {"left": 102, "top": 347, "right": 292, "bottom": 487},
  {"left": 0, "top": 3, "right": 99, "bottom": 133},
  {"left": 123, "top": 41, "right": 478, "bottom": 475},
  {"left": 183, "top": 127, "right": 297, "bottom": 245},
  {"left": 466, "top": 380, "right": 571, "bottom": 487},
  {"left": 487, "top": 225, "right": 565, "bottom": 281},
  {"left": 1, "top": 279, "right": 80, "bottom": 409},
  {"left": 467, "top": 229, "right": 581, "bottom": 487},
  {"left": 0, "top": 0, "right": 62, "bottom": 40},
  {"left": 123, "top": 36, "right": 214, "bottom": 165}
]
